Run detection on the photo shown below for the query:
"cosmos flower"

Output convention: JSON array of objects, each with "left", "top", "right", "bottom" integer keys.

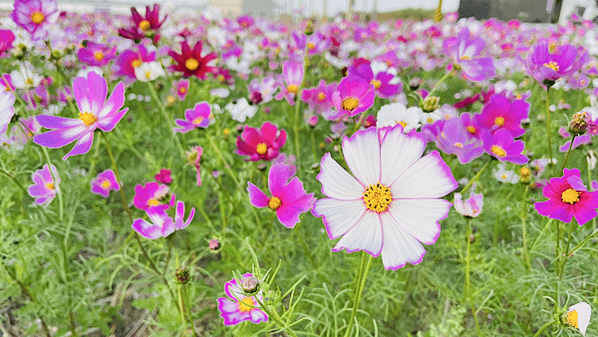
[
  {"left": 118, "top": 4, "right": 167, "bottom": 40},
  {"left": 565, "top": 302, "right": 591, "bottom": 336},
  {"left": 236, "top": 122, "right": 286, "bottom": 161},
  {"left": 248, "top": 164, "right": 316, "bottom": 228},
  {"left": 454, "top": 192, "right": 483, "bottom": 218},
  {"left": 474, "top": 93, "right": 529, "bottom": 138},
  {"left": 168, "top": 40, "right": 217, "bottom": 79},
  {"left": 0, "top": 30, "right": 15, "bottom": 56},
  {"left": 274, "top": 60, "right": 304, "bottom": 106},
  {"left": 174, "top": 102, "right": 211, "bottom": 134},
  {"left": 10, "top": 61, "right": 42, "bottom": 89},
  {"left": 225, "top": 98, "right": 257, "bottom": 122},
  {"left": 330, "top": 76, "right": 376, "bottom": 120},
  {"left": 0, "top": 91, "right": 15, "bottom": 134},
  {"left": 11, "top": 0, "right": 59, "bottom": 40},
  {"left": 133, "top": 182, "right": 175, "bottom": 212},
  {"left": 155, "top": 169, "right": 172, "bottom": 185},
  {"left": 28, "top": 164, "right": 59, "bottom": 207},
  {"left": 134, "top": 61, "right": 165, "bottom": 82},
  {"left": 77, "top": 42, "right": 117, "bottom": 67},
  {"left": 534, "top": 168, "right": 598, "bottom": 225},
  {"left": 301, "top": 80, "right": 337, "bottom": 116},
  {"left": 445, "top": 27, "right": 496, "bottom": 82},
  {"left": 217, "top": 273, "right": 268, "bottom": 326},
  {"left": 132, "top": 201, "right": 195, "bottom": 239},
  {"left": 524, "top": 41, "right": 588, "bottom": 85},
  {"left": 482, "top": 129, "right": 529, "bottom": 165},
  {"left": 173, "top": 79, "right": 189, "bottom": 101},
  {"left": 376, "top": 102, "right": 421, "bottom": 133},
  {"left": 312, "top": 124, "right": 458, "bottom": 270},
  {"left": 115, "top": 44, "right": 156, "bottom": 79},
  {"left": 90, "top": 169, "right": 120, "bottom": 198},
  {"left": 493, "top": 163, "right": 519, "bottom": 184},
  {"left": 33, "top": 72, "right": 128, "bottom": 160}
]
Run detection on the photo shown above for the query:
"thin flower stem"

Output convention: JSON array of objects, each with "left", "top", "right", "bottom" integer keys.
[
  {"left": 427, "top": 68, "right": 454, "bottom": 98},
  {"left": 163, "top": 231, "right": 176, "bottom": 275},
  {"left": 180, "top": 283, "right": 199, "bottom": 337},
  {"left": 292, "top": 47, "right": 309, "bottom": 178},
  {"left": 254, "top": 297, "right": 299, "bottom": 337},
  {"left": 568, "top": 227, "right": 598, "bottom": 256},
  {"left": 459, "top": 158, "right": 492, "bottom": 195},
  {"left": 520, "top": 186, "right": 532, "bottom": 271},
  {"left": 532, "top": 320, "right": 556, "bottom": 337},
  {"left": 560, "top": 135, "right": 576, "bottom": 172},
  {"left": 545, "top": 87, "right": 556, "bottom": 176},
  {"left": 147, "top": 82, "right": 186, "bottom": 158},
  {"left": 469, "top": 298, "right": 482, "bottom": 336},
  {"left": 464, "top": 218, "right": 472, "bottom": 303},
  {"left": 343, "top": 252, "right": 373, "bottom": 337},
  {"left": 558, "top": 220, "right": 575, "bottom": 278}
]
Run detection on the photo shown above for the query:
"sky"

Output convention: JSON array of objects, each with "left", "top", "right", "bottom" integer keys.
[{"left": 276, "top": 0, "right": 460, "bottom": 17}]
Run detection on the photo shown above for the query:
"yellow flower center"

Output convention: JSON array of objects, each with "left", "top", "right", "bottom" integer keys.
[
  {"left": 139, "top": 20, "right": 150, "bottom": 31},
  {"left": 238, "top": 297, "right": 255, "bottom": 312},
  {"left": 166, "top": 95, "right": 176, "bottom": 104},
  {"left": 256, "top": 143, "right": 267, "bottom": 155},
  {"left": 46, "top": 182, "right": 55, "bottom": 190},
  {"left": 147, "top": 199, "right": 160, "bottom": 207},
  {"left": 561, "top": 188, "right": 581, "bottom": 204},
  {"left": 501, "top": 174, "right": 507, "bottom": 179},
  {"left": 317, "top": 92, "right": 326, "bottom": 101},
  {"left": 363, "top": 182, "right": 392, "bottom": 213},
  {"left": 307, "top": 42, "right": 315, "bottom": 50},
  {"left": 287, "top": 85, "right": 299, "bottom": 94},
  {"left": 494, "top": 116, "right": 505, "bottom": 126},
  {"left": 268, "top": 196, "right": 282, "bottom": 210},
  {"left": 454, "top": 142, "right": 464, "bottom": 148},
  {"left": 370, "top": 79, "right": 381, "bottom": 89},
  {"left": 466, "top": 126, "right": 476, "bottom": 134},
  {"left": 192, "top": 117, "right": 204, "bottom": 125},
  {"left": 519, "top": 166, "right": 531, "bottom": 177},
  {"left": 101, "top": 180, "right": 111, "bottom": 189},
  {"left": 543, "top": 61, "right": 559, "bottom": 72},
  {"left": 26, "top": 78, "right": 34, "bottom": 85},
  {"left": 491, "top": 145, "right": 506, "bottom": 157},
  {"left": 223, "top": 128, "right": 230, "bottom": 135},
  {"left": 94, "top": 51, "right": 104, "bottom": 61},
  {"left": 131, "top": 59, "right": 142, "bottom": 68},
  {"left": 567, "top": 310, "right": 579, "bottom": 329},
  {"left": 342, "top": 98, "right": 359, "bottom": 112},
  {"left": 145, "top": 71, "right": 152, "bottom": 80},
  {"left": 31, "top": 12, "right": 45, "bottom": 24},
  {"left": 459, "top": 55, "right": 471, "bottom": 60},
  {"left": 217, "top": 74, "right": 225, "bottom": 82},
  {"left": 78, "top": 112, "right": 97, "bottom": 127},
  {"left": 185, "top": 58, "right": 199, "bottom": 71},
  {"left": 179, "top": 87, "right": 187, "bottom": 94},
  {"left": 398, "top": 121, "right": 407, "bottom": 128}
]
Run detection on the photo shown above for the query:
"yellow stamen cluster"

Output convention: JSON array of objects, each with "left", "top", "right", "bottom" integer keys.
[
  {"left": 138, "top": 20, "right": 150, "bottom": 31},
  {"left": 256, "top": 143, "right": 268, "bottom": 155},
  {"left": 131, "top": 59, "right": 142, "bottom": 68},
  {"left": 342, "top": 98, "right": 359, "bottom": 112},
  {"left": 370, "top": 79, "right": 381, "bottom": 89},
  {"left": 561, "top": 188, "right": 581, "bottom": 204},
  {"left": 287, "top": 85, "right": 299, "bottom": 94},
  {"left": 317, "top": 92, "right": 326, "bottom": 101},
  {"left": 494, "top": 116, "right": 505, "bottom": 126},
  {"left": 185, "top": 58, "right": 199, "bottom": 71},
  {"left": 79, "top": 112, "right": 97, "bottom": 126},
  {"left": 179, "top": 86, "right": 187, "bottom": 94},
  {"left": 543, "top": 61, "right": 559, "bottom": 72},
  {"left": 459, "top": 55, "right": 471, "bottom": 60},
  {"left": 46, "top": 182, "right": 55, "bottom": 190},
  {"left": 147, "top": 199, "right": 160, "bottom": 207},
  {"left": 567, "top": 310, "right": 579, "bottom": 329},
  {"left": 491, "top": 145, "right": 506, "bottom": 157},
  {"left": 466, "top": 126, "right": 476, "bottom": 134},
  {"left": 307, "top": 42, "right": 315, "bottom": 50},
  {"left": 268, "top": 196, "right": 282, "bottom": 210},
  {"left": 363, "top": 182, "right": 392, "bottom": 213},
  {"left": 101, "top": 180, "right": 111, "bottom": 189},
  {"left": 94, "top": 51, "right": 104, "bottom": 61},
  {"left": 192, "top": 117, "right": 204, "bottom": 125},
  {"left": 238, "top": 297, "right": 255, "bottom": 312},
  {"left": 31, "top": 12, "right": 45, "bottom": 24},
  {"left": 398, "top": 121, "right": 407, "bottom": 128}
]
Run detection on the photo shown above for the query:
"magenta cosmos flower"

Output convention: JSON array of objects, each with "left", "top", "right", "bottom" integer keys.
[
  {"left": 28, "top": 164, "right": 59, "bottom": 207},
  {"left": 78, "top": 42, "right": 117, "bottom": 67},
  {"left": 133, "top": 182, "right": 175, "bottom": 212},
  {"left": 236, "top": 122, "right": 286, "bottom": 161},
  {"left": 0, "top": 29, "right": 15, "bottom": 56},
  {"left": 482, "top": 129, "right": 529, "bottom": 165},
  {"left": 312, "top": 124, "right": 458, "bottom": 270},
  {"left": 474, "top": 93, "right": 529, "bottom": 138},
  {"left": 118, "top": 4, "right": 167, "bottom": 40},
  {"left": 217, "top": 273, "right": 268, "bottom": 326},
  {"left": 168, "top": 41, "right": 217, "bottom": 79},
  {"left": 11, "top": 0, "right": 58, "bottom": 40},
  {"left": 174, "top": 102, "right": 211, "bottom": 134},
  {"left": 33, "top": 72, "right": 128, "bottom": 160},
  {"left": 534, "top": 168, "right": 598, "bottom": 225},
  {"left": 248, "top": 164, "right": 316, "bottom": 228},
  {"left": 445, "top": 27, "right": 495, "bottom": 82},
  {"left": 132, "top": 201, "right": 195, "bottom": 239},
  {"left": 91, "top": 169, "right": 120, "bottom": 198},
  {"left": 115, "top": 44, "right": 156, "bottom": 79},
  {"left": 330, "top": 76, "right": 375, "bottom": 119},
  {"left": 524, "top": 41, "right": 588, "bottom": 85}
]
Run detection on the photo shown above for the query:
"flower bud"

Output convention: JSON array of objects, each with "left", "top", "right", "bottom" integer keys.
[
  {"left": 421, "top": 96, "right": 440, "bottom": 112},
  {"left": 409, "top": 77, "right": 421, "bottom": 90},
  {"left": 304, "top": 19, "right": 315, "bottom": 36},
  {"left": 519, "top": 166, "right": 531, "bottom": 184},
  {"left": 209, "top": 238, "right": 220, "bottom": 250},
  {"left": 174, "top": 266, "right": 190, "bottom": 284},
  {"left": 241, "top": 276, "right": 259, "bottom": 294},
  {"left": 569, "top": 111, "right": 589, "bottom": 135}
]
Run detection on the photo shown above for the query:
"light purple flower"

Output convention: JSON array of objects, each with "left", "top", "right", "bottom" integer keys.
[
  {"left": 11, "top": 0, "right": 59, "bottom": 40},
  {"left": 482, "top": 129, "right": 529, "bottom": 165},
  {"left": 90, "top": 169, "right": 120, "bottom": 198},
  {"left": 174, "top": 102, "right": 211, "bottom": 134},
  {"left": 77, "top": 42, "right": 117, "bottom": 67},
  {"left": 274, "top": 60, "right": 304, "bottom": 106},
  {"left": 524, "top": 41, "right": 588, "bottom": 84},
  {"left": 132, "top": 201, "right": 195, "bottom": 239},
  {"left": 217, "top": 273, "right": 268, "bottom": 326},
  {"left": 445, "top": 27, "right": 495, "bottom": 82},
  {"left": 28, "top": 164, "right": 59, "bottom": 207},
  {"left": 33, "top": 72, "right": 128, "bottom": 160},
  {"left": 133, "top": 182, "right": 175, "bottom": 212},
  {"left": 454, "top": 192, "right": 483, "bottom": 218}
]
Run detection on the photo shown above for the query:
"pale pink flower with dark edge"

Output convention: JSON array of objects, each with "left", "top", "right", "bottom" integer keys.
[
  {"left": 248, "top": 164, "right": 316, "bottom": 228},
  {"left": 132, "top": 201, "right": 195, "bottom": 239},
  {"left": 453, "top": 192, "right": 483, "bottom": 218},
  {"left": 312, "top": 124, "right": 458, "bottom": 270},
  {"left": 33, "top": 72, "right": 128, "bottom": 160},
  {"left": 28, "top": 164, "right": 59, "bottom": 207},
  {"left": 90, "top": 169, "right": 120, "bottom": 198},
  {"left": 217, "top": 273, "right": 268, "bottom": 326},
  {"left": 11, "top": 0, "right": 59, "bottom": 40}
]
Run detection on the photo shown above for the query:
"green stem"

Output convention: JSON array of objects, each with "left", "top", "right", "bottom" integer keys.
[
  {"left": 292, "top": 46, "right": 309, "bottom": 178},
  {"left": 464, "top": 218, "right": 472, "bottom": 303},
  {"left": 460, "top": 158, "right": 492, "bottom": 195},
  {"left": 532, "top": 320, "right": 556, "bottom": 337},
  {"left": 427, "top": 68, "right": 454, "bottom": 98},
  {"left": 560, "top": 135, "right": 576, "bottom": 172},
  {"left": 41, "top": 147, "right": 63, "bottom": 222},
  {"left": 520, "top": 186, "right": 532, "bottom": 271},
  {"left": 254, "top": 297, "right": 298, "bottom": 337},
  {"left": 343, "top": 252, "right": 373, "bottom": 337},
  {"left": 147, "top": 82, "right": 186, "bottom": 157},
  {"left": 545, "top": 87, "right": 555, "bottom": 176},
  {"left": 568, "top": 227, "right": 598, "bottom": 257},
  {"left": 558, "top": 220, "right": 575, "bottom": 278}
]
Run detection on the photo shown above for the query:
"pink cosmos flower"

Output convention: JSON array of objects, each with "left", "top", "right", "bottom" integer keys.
[
  {"left": 155, "top": 169, "right": 172, "bottom": 185},
  {"left": 90, "top": 169, "right": 120, "bottom": 198},
  {"left": 186, "top": 146, "right": 203, "bottom": 186},
  {"left": 0, "top": 30, "right": 15, "bottom": 56},
  {"left": 132, "top": 201, "right": 195, "bottom": 239},
  {"left": 173, "top": 79, "right": 189, "bottom": 101},
  {"left": 482, "top": 129, "right": 529, "bottom": 165},
  {"left": 11, "top": 0, "right": 59, "bottom": 40},
  {"left": 347, "top": 59, "right": 400, "bottom": 99},
  {"left": 524, "top": 41, "right": 588, "bottom": 85},
  {"left": 301, "top": 80, "right": 337, "bottom": 116},
  {"left": 78, "top": 42, "right": 117, "bottom": 67},
  {"left": 174, "top": 102, "right": 211, "bottom": 134},
  {"left": 474, "top": 93, "right": 529, "bottom": 138},
  {"left": 534, "top": 168, "right": 598, "bottom": 225},
  {"left": 248, "top": 164, "right": 316, "bottom": 228},
  {"left": 217, "top": 273, "right": 268, "bottom": 326},
  {"left": 312, "top": 124, "right": 458, "bottom": 270},
  {"left": 118, "top": 4, "right": 167, "bottom": 40},
  {"left": 275, "top": 60, "right": 304, "bottom": 106},
  {"left": 115, "top": 44, "right": 156, "bottom": 79},
  {"left": 330, "top": 76, "right": 375, "bottom": 119},
  {"left": 454, "top": 192, "right": 483, "bottom": 218},
  {"left": 445, "top": 27, "right": 496, "bottom": 82},
  {"left": 33, "top": 72, "right": 128, "bottom": 160},
  {"left": 28, "top": 164, "right": 59, "bottom": 207},
  {"left": 236, "top": 122, "right": 286, "bottom": 161},
  {"left": 133, "top": 182, "right": 175, "bottom": 212}
]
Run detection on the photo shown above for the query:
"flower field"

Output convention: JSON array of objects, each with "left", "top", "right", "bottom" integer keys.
[{"left": 2, "top": 2, "right": 598, "bottom": 336}]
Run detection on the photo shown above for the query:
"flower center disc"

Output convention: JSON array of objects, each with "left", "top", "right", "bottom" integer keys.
[
  {"left": 31, "top": 12, "right": 45, "bottom": 24},
  {"left": 543, "top": 61, "right": 560, "bottom": 72},
  {"left": 131, "top": 59, "right": 142, "bottom": 68},
  {"left": 342, "top": 98, "right": 359, "bottom": 112},
  {"left": 567, "top": 310, "right": 579, "bottom": 329},
  {"left": 46, "top": 182, "right": 55, "bottom": 190},
  {"left": 317, "top": 92, "right": 326, "bottom": 101},
  {"left": 139, "top": 20, "right": 150, "bottom": 31},
  {"left": 363, "top": 182, "right": 392, "bottom": 213},
  {"left": 94, "top": 51, "right": 104, "bottom": 61},
  {"left": 256, "top": 143, "right": 267, "bottom": 155},
  {"left": 494, "top": 116, "right": 505, "bottom": 126},
  {"left": 287, "top": 85, "right": 299, "bottom": 94},
  {"left": 307, "top": 42, "right": 315, "bottom": 50},
  {"left": 561, "top": 188, "right": 580, "bottom": 204},
  {"left": 79, "top": 112, "right": 97, "bottom": 126},
  {"left": 192, "top": 117, "right": 204, "bottom": 125},
  {"left": 185, "top": 58, "right": 199, "bottom": 71},
  {"left": 268, "top": 196, "right": 282, "bottom": 210},
  {"left": 101, "top": 180, "right": 111, "bottom": 189},
  {"left": 491, "top": 145, "right": 507, "bottom": 157},
  {"left": 466, "top": 126, "right": 476, "bottom": 134},
  {"left": 370, "top": 79, "right": 381, "bottom": 89},
  {"left": 238, "top": 297, "right": 255, "bottom": 312}
]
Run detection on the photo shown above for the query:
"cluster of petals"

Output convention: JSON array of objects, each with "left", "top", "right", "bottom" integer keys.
[
  {"left": 444, "top": 27, "right": 496, "bottom": 82},
  {"left": 481, "top": 129, "right": 529, "bottom": 164},
  {"left": 474, "top": 93, "right": 529, "bottom": 138},
  {"left": 115, "top": 44, "right": 156, "bottom": 79},
  {"left": 312, "top": 124, "right": 458, "bottom": 270},
  {"left": 133, "top": 181, "right": 175, "bottom": 212},
  {"left": 0, "top": 91, "right": 15, "bottom": 134},
  {"left": 524, "top": 41, "right": 588, "bottom": 84},
  {"left": 28, "top": 164, "right": 59, "bottom": 207},
  {"left": 454, "top": 192, "right": 483, "bottom": 218},
  {"left": 534, "top": 168, "right": 598, "bottom": 225},
  {"left": 217, "top": 273, "right": 268, "bottom": 326},
  {"left": 347, "top": 58, "right": 400, "bottom": 99},
  {"left": 168, "top": 41, "right": 217, "bottom": 79},
  {"left": 90, "top": 169, "right": 120, "bottom": 198},
  {"left": 11, "top": 0, "right": 59, "bottom": 40},
  {"left": 566, "top": 302, "right": 591, "bottom": 336},
  {"left": 78, "top": 42, "right": 117, "bottom": 67},
  {"left": 248, "top": 164, "right": 316, "bottom": 228},
  {"left": 301, "top": 80, "right": 337, "bottom": 117},
  {"left": 236, "top": 122, "right": 286, "bottom": 161},
  {"left": 174, "top": 102, "right": 211, "bottom": 133},
  {"left": 132, "top": 201, "right": 195, "bottom": 239},
  {"left": 33, "top": 72, "right": 128, "bottom": 160},
  {"left": 0, "top": 29, "right": 15, "bottom": 56},
  {"left": 275, "top": 60, "right": 304, "bottom": 106},
  {"left": 118, "top": 4, "right": 167, "bottom": 40},
  {"left": 330, "top": 76, "right": 375, "bottom": 120}
]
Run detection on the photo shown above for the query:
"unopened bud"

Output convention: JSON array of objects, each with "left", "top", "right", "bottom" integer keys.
[
  {"left": 257, "top": 162, "right": 268, "bottom": 171},
  {"left": 519, "top": 166, "right": 531, "bottom": 184},
  {"left": 174, "top": 266, "right": 190, "bottom": 284},
  {"left": 421, "top": 96, "right": 440, "bottom": 112},
  {"left": 241, "top": 276, "right": 259, "bottom": 294},
  {"left": 409, "top": 77, "right": 421, "bottom": 90},
  {"left": 304, "top": 20, "right": 315, "bottom": 36},
  {"left": 51, "top": 49, "right": 61, "bottom": 60},
  {"left": 209, "top": 238, "right": 220, "bottom": 250},
  {"left": 569, "top": 111, "right": 589, "bottom": 135}
]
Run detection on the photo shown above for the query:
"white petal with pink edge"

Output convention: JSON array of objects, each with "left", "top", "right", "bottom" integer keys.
[
  {"left": 342, "top": 128, "right": 381, "bottom": 186},
  {"left": 391, "top": 151, "right": 457, "bottom": 199},
  {"left": 318, "top": 153, "right": 364, "bottom": 200},
  {"left": 379, "top": 127, "right": 426, "bottom": 186},
  {"left": 380, "top": 212, "right": 427, "bottom": 270},
  {"left": 387, "top": 198, "right": 452, "bottom": 245},
  {"left": 313, "top": 198, "right": 366, "bottom": 239},
  {"left": 333, "top": 210, "right": 383, "bottom": 257}
]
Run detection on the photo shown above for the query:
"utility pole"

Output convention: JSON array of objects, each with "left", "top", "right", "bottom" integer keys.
[
  {"left": 434, "top": 0, "right": 443, "bottom": 22},
  {"left": 322, "top": 0, "right": 327, "bottom": 20},
  {"left": 347, "top": 0, "right": 354, "bottom": 20}
]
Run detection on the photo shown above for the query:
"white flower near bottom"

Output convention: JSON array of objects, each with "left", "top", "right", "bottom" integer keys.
[
  {"left": 566, "top": 302, "right": 591, "bottom": 336},
  {"left": 376, "top": 102, "right": 422, "bottom": 133},
  {"left": 11, "top": 61, "right": 43, "bottom": 89},
  {"left": 312, "top": 124, "right": 458, "bottom": 270}
]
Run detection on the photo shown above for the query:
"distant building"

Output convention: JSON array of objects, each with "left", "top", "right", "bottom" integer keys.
[{"left": 208, "top": 0, "right": 275, "bottom": 18}]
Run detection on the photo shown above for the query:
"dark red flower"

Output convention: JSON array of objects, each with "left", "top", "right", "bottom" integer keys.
[
  {"left": 168, "top": 41, "right": 217, "bottom": 79},
  {"left": 118, "top": 4, "right": 167, "bottom": 41}
]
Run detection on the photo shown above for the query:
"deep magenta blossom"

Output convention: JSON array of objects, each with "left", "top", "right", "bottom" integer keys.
[
  {"left": 0, "top": 30, "right": 15, "bottom": 56},
  {"left": 534, "top": 168, "right": 598, "bottom": 225},
  {"left": 524, "top": 41, "right": 589, "bottom": 84},
  {"left": 132, "top": 201, "right": 195, "bottom": 239},
  {"left": 301, "top": 80, "right": 337, "bottom": 116},
  {"left": 248, "top": 164, "right": 316, "bottom": 228},
  {"left": 330, "top": 76, "right": 375, "bottom": 119},
  {"left": 155, "top": 169, "right": 172, "bottom": 185},
  {"left": 90, "top": 169, "right": 120, "bottom": 198},
  {"left": 474, "top": 93, "right": 529, "bottom": 138},
  {"left": 347, "top": 59, "right": 400, "bottom": 99},
  {"left": 118, "top": 4, "right": 167, "bottom": 40},
  {"left": 115, "top": 44, "right": 156, "bottom": 79},
  {"left": 78, "top": 42, "right": 117, "bottom": 67},
  {"left": 236, "top": 122, "right": 286, "bottom": 161},
  {"left": 173, "top": 102, "right": 211, "bottom": 134},
  {"left": 33, "top": 72, "right": 128, "bottom": 160},
  {"left": 217, "top": 273, "right": 268, "bottom": 326},
  {"left": 28, "top": 164, "right": 59, "bottom": 207},
  {"left": 11, "top": 0, "right": 59, "bottom": 40},
  {"left": 168, "top": 41, "right": 217, "bottom": 79},
  {"left": 173, "top": 79, "right": 189, "bottom": 101},
  {"left": 481, "top": 129, "right": 529, "bottom": 165},
  {"left": 445, "top": 27, "right": 495, "bottom": 82},
  {"left": 133, "top": 182, "right": 175, "bottom": 212}
]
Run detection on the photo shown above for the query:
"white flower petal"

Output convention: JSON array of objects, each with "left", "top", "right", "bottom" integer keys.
[
  {"left": 391, "top": 151, "right": 457, "bottom": 199},
  {"left": 380, "top": 127, "right": 426, "bottom": 187},
  {"left": 333, "top": 210, "right": 383, "bottom": 256},
  {"left": 317, "top": 153, "right": 364, "bottom": 200},
  {"left": 388, "top": 198, "right": 452, "bottom": 245},
  {"left": 313, "top": 198, "right": 366, "bottom": 239},
  {"left": 342, "top": 128, "right": 381, "bottom": 186},
  {"left": 380, "top": 212, "right": 427, "bottom": 270},
  {"left": 569, "top": 302, "right": 591, "bottom": 336}
]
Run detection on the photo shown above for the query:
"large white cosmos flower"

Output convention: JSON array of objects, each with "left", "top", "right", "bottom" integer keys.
[{"left": 312, "top": 124, "right": 458, "bottom": 270}]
